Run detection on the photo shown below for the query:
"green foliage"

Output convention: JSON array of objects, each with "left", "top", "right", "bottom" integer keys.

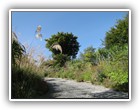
[
  {"left": 99, "top": 60, "right": 128, "bottom": 92},
  {"left": 80, "top": 46, "right": 97, "bottom": 65},
  {"left": 45, "top": 32, "right": 80, "bottom": 66},
  {"left": 104, "top": 15, "right": 128, "bottom": 49},
  {"left": 45, "top": 43, "right": 128, "bottom": 92},
  {"left": 53, "top": 54, "right": 70, "bottom": 67},
  {"left": 96, "top": 48, "right": 110, "bottom": 61},
  {"left": 97, "top": 44, "right": 128, "bottom": 91}
]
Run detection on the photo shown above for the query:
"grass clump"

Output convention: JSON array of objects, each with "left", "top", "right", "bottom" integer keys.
[
  {"left": 12, "top": 66, "right": 47, "bottom": 99},
  {"left": 11, "top": 32, "right": 47, "bottom": 99}
]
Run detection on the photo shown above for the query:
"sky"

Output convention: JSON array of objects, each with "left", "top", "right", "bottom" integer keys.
[{"left": 11, "top": 10, "right": 128, "bottom": 59}]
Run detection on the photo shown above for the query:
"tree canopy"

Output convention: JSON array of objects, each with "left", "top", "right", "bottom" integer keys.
[
  {"left": 45, "top": 32, "right": 80, "bottom": 59},
  {"left": 45, "top": 32, "right": 80, "bottom": 66},
  {"left": 104, "top": 15, "right": 128, "bottom": 49}
]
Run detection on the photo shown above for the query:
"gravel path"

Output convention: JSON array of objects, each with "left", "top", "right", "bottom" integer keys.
[{"left": 40, "top": 78, "right": 128, "bottom": 99}]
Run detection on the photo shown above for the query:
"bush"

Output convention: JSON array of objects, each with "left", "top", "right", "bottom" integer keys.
[
  {"left": 53, "top": 54, "right": 70, "bottom": 67},
  {"left": 12, "top": 65, "right": 47, "bottom": 99},
  {"left": 98, "top": 47, "right": 128, "bottom": 92}
]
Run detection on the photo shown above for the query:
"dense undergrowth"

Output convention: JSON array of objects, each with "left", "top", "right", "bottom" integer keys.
[
  {"left": 11, "top": 32, "right": 47, "bottom": 99},
  {"left": 12, "top": 65, "right": 47, "bottom": 98},
  {"left": 44, "top": 45, "right": 128, "bottom": 92},
  {"left": 45, "top": 61, "right": 128, "bottom": 92}
]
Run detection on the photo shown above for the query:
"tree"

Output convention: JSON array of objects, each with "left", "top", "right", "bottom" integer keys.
[
  {"left": 80, "top": 46, "right": 97, "bottom": 65},
  {"left": 45, "top": 32, "right": 80, "bottom": 66},
  {"left": 104, "top": 15, "right": 128, "bottom": 49}
]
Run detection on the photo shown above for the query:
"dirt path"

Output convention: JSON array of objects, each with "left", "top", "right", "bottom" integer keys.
[{"left": 39, "top": 78, "right": 128, "bottom": 99}]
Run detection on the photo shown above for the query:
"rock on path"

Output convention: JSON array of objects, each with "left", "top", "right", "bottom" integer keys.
[{"left": 40, "top": 78, "right": 128, "bottom": 99}]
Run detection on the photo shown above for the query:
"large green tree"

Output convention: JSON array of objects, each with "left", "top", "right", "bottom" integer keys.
[
  {"left": 45, "top": 32, "right": 80, "bottom": 66},
  {"left": 104, "top": 15, "right": 128, "bottom": 49}
]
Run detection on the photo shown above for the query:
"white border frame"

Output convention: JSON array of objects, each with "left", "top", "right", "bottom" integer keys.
[{"left": 9, "top": 9, "right": 131, "bottom": 101}]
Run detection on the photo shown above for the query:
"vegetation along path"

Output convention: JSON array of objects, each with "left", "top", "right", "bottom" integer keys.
[{"left": 40, "top": 78, "right": 128, "bottom": 99}]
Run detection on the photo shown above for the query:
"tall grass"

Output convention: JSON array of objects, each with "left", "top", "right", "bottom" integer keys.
[
  {"left": 11, "top": 32, "right": 47, "bottom": 99},
  {"left": 12, "top": 65, "right": 47, "bottom": 98}
]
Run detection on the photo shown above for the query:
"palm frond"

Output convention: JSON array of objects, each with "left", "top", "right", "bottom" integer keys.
[{"left": 51, "top": 44, "right": 62, "bottom": 53}]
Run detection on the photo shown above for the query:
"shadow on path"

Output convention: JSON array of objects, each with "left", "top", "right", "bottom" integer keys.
[
  {"left": 38, "top": 79, "right": 62, "bottom": 99},
  {"left": 90, "top": 90, "right": 129, "bottom": 99},
  {"left": 37, "top": 78, "right": 129, "bottom": 99}
]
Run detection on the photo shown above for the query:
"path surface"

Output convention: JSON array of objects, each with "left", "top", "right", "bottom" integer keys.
[{"left": 40, "top": 78, "right": 128, "bottom": 99}]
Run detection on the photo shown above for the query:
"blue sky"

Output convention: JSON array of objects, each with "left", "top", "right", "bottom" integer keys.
[{"left": 12, "top": 11, "right": 128, "bottom": 59}]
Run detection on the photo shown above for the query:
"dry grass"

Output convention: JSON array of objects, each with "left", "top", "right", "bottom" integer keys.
[{"left": 12, "top": 43, "right": 48, "bottom": 98}]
